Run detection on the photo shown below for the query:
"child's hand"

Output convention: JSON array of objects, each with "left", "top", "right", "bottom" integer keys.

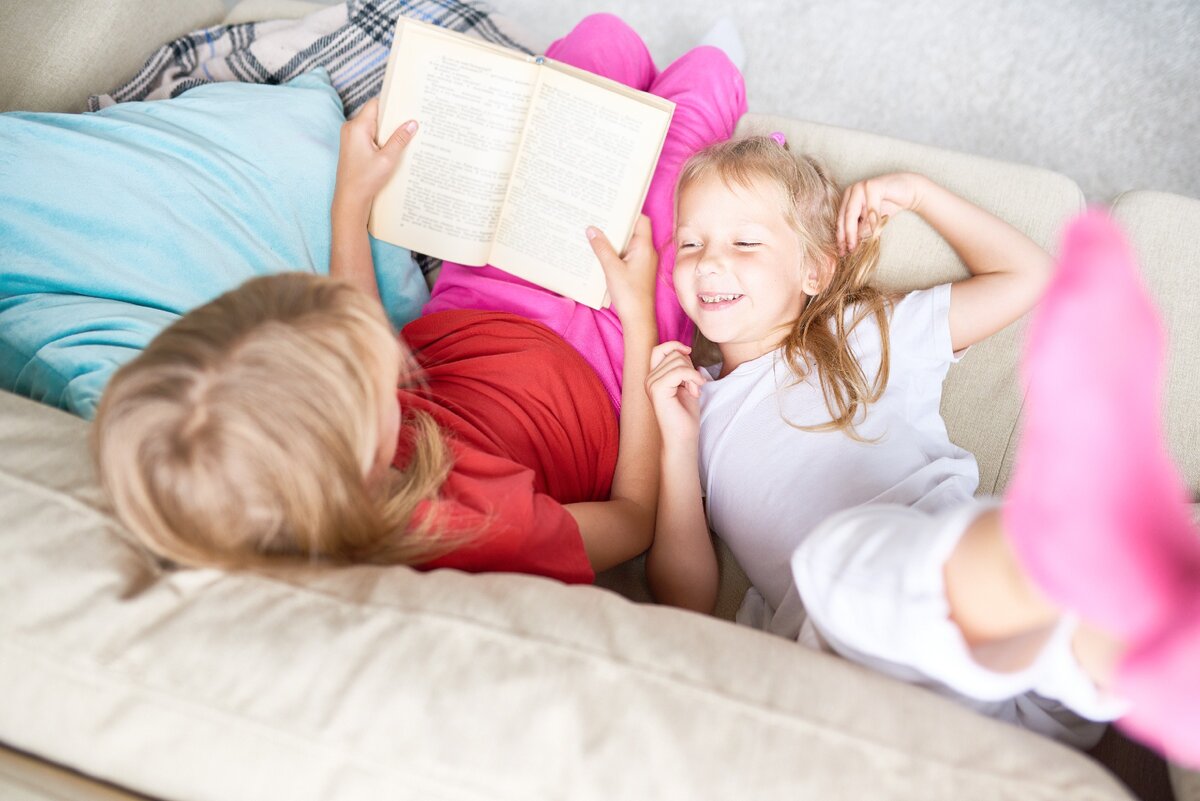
[
  {"left": 646, "top": 341, "right": 708, "bottom": 444},
  {"left": 587, "top": 215, "right": 657, "bottom": 328},
  {"left": 333, "top": 97, "right": 417, "bottom": 215},
  {"left": 837, "top": 172, "right": 928, "bottom": 255}
]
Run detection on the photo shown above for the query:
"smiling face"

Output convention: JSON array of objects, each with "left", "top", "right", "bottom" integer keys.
[{"left": 674, "top": 172, "right": 821, "bottom": 373}]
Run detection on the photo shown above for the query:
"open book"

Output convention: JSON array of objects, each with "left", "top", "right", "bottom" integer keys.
[{"left": 369, "top": 18, "right": 675, "bottom": 309}]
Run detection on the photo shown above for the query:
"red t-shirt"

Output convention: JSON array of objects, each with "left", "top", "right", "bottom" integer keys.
[{"left": 392, "top": 310, "right": 618, "bottom": 584}]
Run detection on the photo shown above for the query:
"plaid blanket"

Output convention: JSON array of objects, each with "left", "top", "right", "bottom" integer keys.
[
  {"left": 88, "top": 0, "right": 532, "bottom": 116},
  {"left": 88, "top": 0, "right": 532, "bottom": 275}
]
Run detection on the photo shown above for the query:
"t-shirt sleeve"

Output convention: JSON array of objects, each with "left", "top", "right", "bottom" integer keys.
[
  {"left": 887, "top": 284, "right": 959, "bottom": 367},
  {"left": 416, "top": 445, "right": 595, "bottom": 585}
]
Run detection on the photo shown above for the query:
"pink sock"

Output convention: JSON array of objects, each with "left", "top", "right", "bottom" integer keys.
[
  {"left": 1002, "top": 210, "right": 1200, "bottom": 765},
  {"left": 1003, "top": 210, "right": 1194, "bottom": 638},
  {"left": 1115, "top": 589, "right": 1200, "bottom": 766}
]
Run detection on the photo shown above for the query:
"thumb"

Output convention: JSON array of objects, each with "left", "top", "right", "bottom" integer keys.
[
  {"left": 355, "top": 96, "right": 380, "bottom": 123},
  {"left": 629, "top": 214, "right": 654, "bottom": 250},
  {"left": 382, "top": 119, "right": 419, "bottom": 156},
  {"left": 586, "top": 226, "right": 622, "bottom": 274}
]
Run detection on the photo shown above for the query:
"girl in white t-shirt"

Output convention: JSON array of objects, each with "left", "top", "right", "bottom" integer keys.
[{"left": 644, "top": 135, "right": 1200, "bottom": 763}]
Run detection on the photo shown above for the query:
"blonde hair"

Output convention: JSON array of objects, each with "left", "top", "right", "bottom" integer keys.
[
  {"left": 92, "top": 273, "right": 455, "bottom": 570},
  {"left": 677, "top": 136, "right": 893, "bottom": 437}
]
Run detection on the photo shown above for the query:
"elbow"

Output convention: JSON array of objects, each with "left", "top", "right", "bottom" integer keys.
[
  {"left": 615, "top": 495, "right": 657, "bottom": 556},
  {"left": 1032, "top": 249, "right": 1055, "bottom": 297},
  {"left": 646, "top": 556, "right": 718, "bottom": 615},
  {"left": 650, "top": 582, "right": 718, "bottom": 616}
]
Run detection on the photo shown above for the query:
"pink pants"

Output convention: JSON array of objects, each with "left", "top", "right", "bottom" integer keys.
[{"left": 422, "top": 14, "right": 747, "bottom": 410}]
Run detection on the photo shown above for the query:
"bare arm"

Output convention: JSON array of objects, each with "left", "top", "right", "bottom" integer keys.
[
  {"left": 643, "top": 342, "right": 719, "bottom": 613},
  {"left": 330, "top": 97, "right": 418, "bottom": 305},
  {"left": 839, "top": 173, "right": 1054, "bottom": 351},
  {"left": 564, "top": 218, "right": 661, "bottom": 572}
]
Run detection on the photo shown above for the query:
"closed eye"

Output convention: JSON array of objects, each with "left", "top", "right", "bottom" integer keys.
[
  {"left": 735, "top": 241, "right": 761, "bottom": 248},
  {"left": 678, "top": 241, "right": 701, "bottom": 250}
]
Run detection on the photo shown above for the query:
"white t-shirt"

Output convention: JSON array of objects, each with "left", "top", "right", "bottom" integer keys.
[{"left": 698, "top": 284, "right": 979, "bottom": 613}]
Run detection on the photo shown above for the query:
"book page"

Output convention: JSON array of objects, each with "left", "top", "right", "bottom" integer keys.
[
  {"left": 370, "top": 20, "right": 537, "bottom": 265},
  {"left": 490, "top": 65, "right": 673, "bottom": 309}
]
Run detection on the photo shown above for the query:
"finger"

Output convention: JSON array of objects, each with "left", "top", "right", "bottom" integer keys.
[
  {"left": 353, "top": 96, "right": 380, "bottom": 123},
  {"left": 586, "top": 226, "right": 622, "bottom": 274},
  {"left": 647, "top": 351, "right": 695, "bottom": 382},
  {"left": 844, "top": 183, "right": 867, "bottom": 253},
  {"left": 627, "top": 214, "right": 654, "bottom": 254},
  {"left": 836, "top": 185, "right": 853, "bottom": 256},
  {"left": 647, "top": 362, "right": 690, "bottom": 397},
  {"left": 649, "top": 361, "right": 708, "bottom": 394},
  {"left": 382, "top": 119, "right": 419, "bottom": 156},
  {"left": 861, "top": 182, "right": 884, "bottom": 242},
  {"left": 650, "top": 340, "right": 691, "bottom": 369}
]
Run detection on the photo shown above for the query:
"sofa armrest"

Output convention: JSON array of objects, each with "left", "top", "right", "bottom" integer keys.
[{"left": 0, "top": 0, "right": 225, "bottom": 113}]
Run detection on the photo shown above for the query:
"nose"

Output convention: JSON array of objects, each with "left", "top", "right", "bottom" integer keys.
[{"left": 695, "top": 248, "right": 726, "bottom": 277}]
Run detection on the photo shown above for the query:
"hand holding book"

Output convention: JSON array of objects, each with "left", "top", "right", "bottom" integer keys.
[{"left": 368, "top": 18, "right": 675, "bottom": 309}]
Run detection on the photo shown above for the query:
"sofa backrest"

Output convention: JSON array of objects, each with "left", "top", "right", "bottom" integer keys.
[
  {"left": 1110, "top": 190, "right": 1200, "bottom": 495},
  {"left": 0, "top": 0, "right": 225, "bottom": 113},
  {"left": 734, "top": 114, "right": 1087, "bottom": 495}
]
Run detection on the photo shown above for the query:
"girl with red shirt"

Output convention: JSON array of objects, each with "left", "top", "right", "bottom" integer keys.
[{"left": 92, "top": 15, "right": 746, "bottom": 583}]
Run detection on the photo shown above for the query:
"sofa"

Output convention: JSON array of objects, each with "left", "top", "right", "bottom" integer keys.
[{"left": 2, "top": 1, "right": 1198, "bottom": 800}]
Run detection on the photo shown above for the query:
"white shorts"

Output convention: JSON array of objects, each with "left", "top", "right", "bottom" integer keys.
[{"left": 737, "top": 500, "right": 1127, "bottom": 749}]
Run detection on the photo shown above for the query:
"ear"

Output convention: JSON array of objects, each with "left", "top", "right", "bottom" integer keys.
[{"left": 802, "top": 255, "right": 835, "bottom": 296}]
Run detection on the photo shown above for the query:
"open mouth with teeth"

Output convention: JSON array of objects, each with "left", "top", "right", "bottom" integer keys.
[{"left": 698, "top": 293, "right": 744, "bottom": 308}]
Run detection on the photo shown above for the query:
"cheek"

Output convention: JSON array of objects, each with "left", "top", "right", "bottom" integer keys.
[{"left": 672, "top": 258, "right": 695, "bottom": 296}]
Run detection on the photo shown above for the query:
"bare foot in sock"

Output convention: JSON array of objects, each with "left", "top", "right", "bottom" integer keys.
[
  {"left": 1002, "top": 210, "right": 1200, "bottom": 766},
  {"left": 1003, "top": 210, "right": 1194, "bottom": 639}
]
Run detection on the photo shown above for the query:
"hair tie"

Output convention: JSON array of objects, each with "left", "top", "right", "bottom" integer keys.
[{"left": 769, "top": 131, "right": 787, "bottom": 147}]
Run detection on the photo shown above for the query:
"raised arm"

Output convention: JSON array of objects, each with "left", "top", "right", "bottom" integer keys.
[
  {"left": 643, "top": 341, "right": 719, "bottom": 613},
  {"left": 330, "top": 97, "right": 418, "bottom": 305},
  {"left": 838, "top": 172, "right": 1054, "bottom": 351},
  {"left": 562, "top": 217, "right": 661, "bottom": 572}
]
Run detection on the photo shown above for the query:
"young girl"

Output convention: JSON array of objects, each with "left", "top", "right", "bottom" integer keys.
[
  {"left": 92, "top": 15, "right": 745, "bottom": 584},
  {"left": 789, "top": 213, "right": 1200, "bottom": 766},
  {"left": 644, "top": 135, "right": 1199, "bottom": 760}
]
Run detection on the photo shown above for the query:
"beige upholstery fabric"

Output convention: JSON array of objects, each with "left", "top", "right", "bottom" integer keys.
[
  {"left": 1174, "top": 766, "right": 1200, "bottom": 801},
  {"left": 734, "top": 115, "right": 1086, "bottom": 496},
  {"left": 0, "top": 748, "right": 143, "bottom": 801},
  {"left": 0, "top": 0, "right": 225, "bottom": 113},
  {"left": 1110, "top": 190, "right": 1200, "bottom": 494},
  {"left": 0, "top": 390, "right": 1132, "bottom": 800},
  {"left": 223, "top": 0, "right": 326, "bottom": 25}
]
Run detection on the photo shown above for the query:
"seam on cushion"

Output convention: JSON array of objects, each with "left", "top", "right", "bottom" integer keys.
[
  {"left": 991, "top": 387, "right": 1026, "bottom": 495},
  {"left": 226, "top": 578, "right": 1101, "bottom": 795},
  {"left": 0, "top": 770, "right": 80, "bottom": 801},
  {"left": 0, "top": 634, "right": 1085, "bottom": 800},
  {"left": 0, "top": 465, "right": 113, "bottom": 528},
  {"left": 2, "top": 470, "right": 1112, "bottom": 795},
  {"left": 0, "top": 639, "right": 503, "bottom": 801}
]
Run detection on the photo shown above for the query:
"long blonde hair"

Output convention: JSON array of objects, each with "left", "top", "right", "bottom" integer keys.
[
  {"left": 677, "top": 136, "right": 892, "bottom": 437},
  {"left": 92, "top": 273, "right": 455, "bottom": 570}
]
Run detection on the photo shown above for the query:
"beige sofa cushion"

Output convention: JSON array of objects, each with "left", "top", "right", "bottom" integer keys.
[
  {"left": 0, "top": 748, "right": 143, "bottom": 801},
  {"left": 0, "top": 389, "right": 1130, "bottom": 800},
  {"left": 1109, "top": 190, "right": 1200, "bottom": 491},
  {"left": 0, "top": 0, "right": 225, "bottom": 113},
  {"left": 223, "top": 0, "right": 327, "bottom": 26},
  {"left": 1175, "top": 766, "right": 1200, "bottom": 801},
  {"left": 734, "top": 115, "right": 1086, "bottom": 496}
]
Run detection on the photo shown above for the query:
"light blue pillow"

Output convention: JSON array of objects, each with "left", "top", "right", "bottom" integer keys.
[{"left": 0, "top": 69, "right": 428, "bottom": 419}]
